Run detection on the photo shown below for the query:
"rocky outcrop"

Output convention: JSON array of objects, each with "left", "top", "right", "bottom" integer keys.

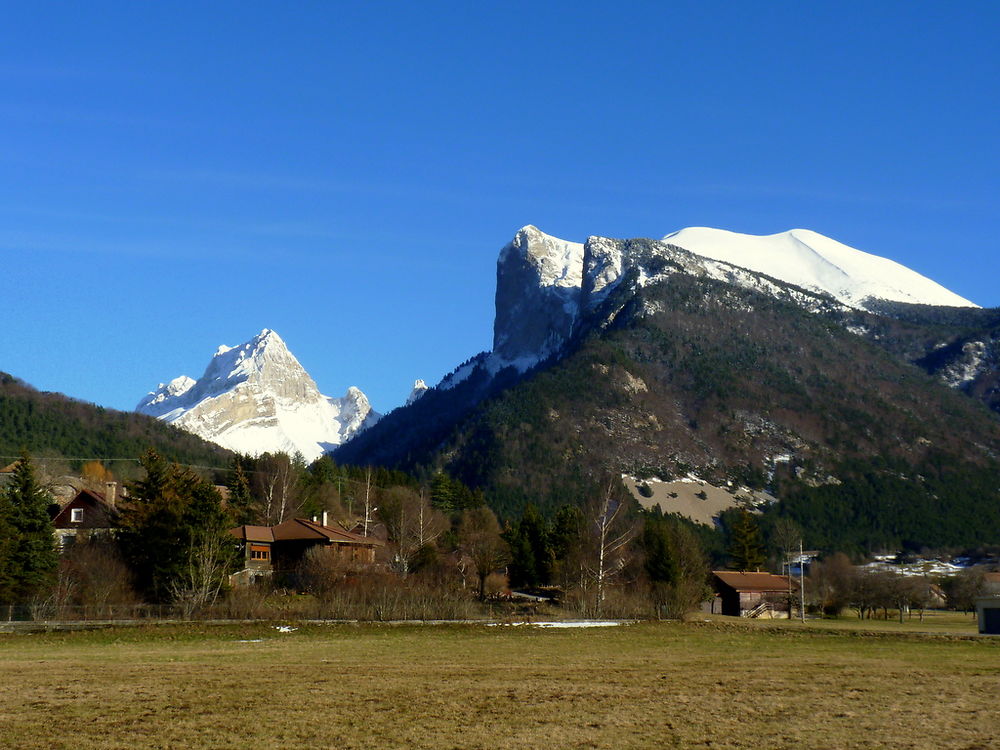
[{"left": 492, "top": 225, "right": 584, "bottom": 367}]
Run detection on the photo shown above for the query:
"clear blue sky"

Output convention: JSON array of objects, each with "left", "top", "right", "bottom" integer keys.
[{"left": 3, "top": 1, "right": 998, "bottom": 414}]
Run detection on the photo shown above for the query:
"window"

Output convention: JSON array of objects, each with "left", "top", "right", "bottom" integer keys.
[
  {"left": 250, "top": 545, "right": 270, "bottom": 561},
  {"left": 70, "top": 508, "right": 83, "bottom": 523}
]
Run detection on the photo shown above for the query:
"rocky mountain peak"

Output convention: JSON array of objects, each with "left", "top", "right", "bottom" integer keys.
[
  {"left": 406, "top": 379, "right": 429, "bottom": 405},
  {"left": 136, "top": 329, "right": 380, "bottom": 462}
]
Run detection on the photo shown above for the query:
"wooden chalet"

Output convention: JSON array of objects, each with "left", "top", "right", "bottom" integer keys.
[
  {"left": 228, "top": 516, "right": 383, "bottom": 585},
  {"left": 711, "top": 570, "right": 795, "bottom": 618},
  {"left": 50, "top": 485, "right": 119, "bottom": 549}
]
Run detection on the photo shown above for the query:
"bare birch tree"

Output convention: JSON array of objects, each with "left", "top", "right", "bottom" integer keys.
[{"left": 585, "top": 482, "right": 635, "bottom": 617}]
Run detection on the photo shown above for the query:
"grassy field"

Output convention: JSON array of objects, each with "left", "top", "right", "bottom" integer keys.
[{"left": 1, "top": 616, "right": 997, "bottom": 749}]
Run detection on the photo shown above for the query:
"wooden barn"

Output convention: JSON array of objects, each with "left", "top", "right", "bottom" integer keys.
[{"left": 711, "top": 570, "right": 795, "bottom": 618}]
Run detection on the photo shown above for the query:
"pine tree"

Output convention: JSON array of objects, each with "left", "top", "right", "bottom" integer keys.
[
  {"left": 1, "top": 451, "right": 59, "bottom": 603},
  {"left": 226, "top": 460, "right": 256, "bottom": 526},
  {"left": 506, "top": 504, "right": 552, "bottom": 588},
  {"left": 429, "top": 471, "right": 456, "bottom": 513},
  {"left": 727, "top": 508, "right": 766, "bottom": 572},
  {"left": 118, "top": 450, "right": 236, "bottom": 604},
  {"left": 0, "top": 487, "right": 18, "bottom": 603}
]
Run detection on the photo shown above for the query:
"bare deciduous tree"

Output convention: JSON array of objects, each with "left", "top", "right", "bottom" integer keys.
[
  {"left": 253, "top": 453, "right": 304, "bottom": 526},
  {"left": 459, "top": 506, "right": 509, "bottom": 600},
  {"left": 808, "top": 552, "right": 854, "bottom": 616},
  {"left": 585, "top": 482, "right": 636, "bottom": 617},
  {"left": 378, "top": 486, "right": 447, "bottom": 576},
  {"left": 169, "top": 531, "right": 233, "bottom": 619}
]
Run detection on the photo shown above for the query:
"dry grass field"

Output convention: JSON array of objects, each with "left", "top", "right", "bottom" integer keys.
[{"left": 1, "top": 616, "right": 997, "bottom": 749}]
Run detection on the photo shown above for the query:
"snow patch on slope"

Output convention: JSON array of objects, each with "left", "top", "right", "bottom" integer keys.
[{"left": 662, "top": 227, "right": 978, "bottom": 310}]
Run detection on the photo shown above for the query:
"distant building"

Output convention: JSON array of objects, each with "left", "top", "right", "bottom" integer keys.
[
  {"left": 50, "top": 484, "right": 120, "bottom": 549},
  {"left": 228, "top": 516, "right": 383, "bottom": 586},
  {"left": 711, "top": 571, "right": 795, "bottom": 618},
  {"left": 975, "top": 596, "right": 1000, "bottom": 635},
  {"left": 0, "top": 461, "right": 17, "bottom": 488}
]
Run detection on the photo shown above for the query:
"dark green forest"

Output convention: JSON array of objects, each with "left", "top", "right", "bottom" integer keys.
[{"left": 0, "top": 372, "right": 231, "bottom": 469}]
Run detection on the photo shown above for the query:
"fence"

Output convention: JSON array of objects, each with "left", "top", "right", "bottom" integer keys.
[{"left": 1, "top": 603, "right": 175, "bottom": 622}]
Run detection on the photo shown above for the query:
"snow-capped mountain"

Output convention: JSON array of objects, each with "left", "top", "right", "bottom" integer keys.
[
  {"left": 490, "top": 225, "right": 979, "bottom": 372},
  {"left": 136, "top": 329, "right": 379, "bottom": 462},
  {"left": 406, "top": 379, "right": 429, "bottom": 405},
  {"left": 661, "top": 227, "right": 978, "bottom": 310}
]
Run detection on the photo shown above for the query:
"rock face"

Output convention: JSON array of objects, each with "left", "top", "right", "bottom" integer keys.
[
  {"left": 492, "top": 226, "right": 584, "bottom": 367},
  {"left": 136, "top": 329, "right": 379, "bottom": 462}
]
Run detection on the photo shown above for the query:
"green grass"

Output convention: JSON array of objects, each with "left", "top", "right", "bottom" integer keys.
[{"left": 1, "top": 619, "right": 998, "bottom": 749}]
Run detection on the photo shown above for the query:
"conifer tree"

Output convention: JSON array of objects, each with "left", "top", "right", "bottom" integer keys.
[
  {"left": 506, "top": 504, "right": 552, "bottom": 588},
  {"left": 0, "top": 491, "right": 15, "bottom": 603},
  {"left": 727, "top": 508, "right": 766, "bottom": 572},
  {"left": 118, "top": 450, "right": 236, "bottom": 604},
  {"left": 226, "top": 459, "right": 256, "bottom": 526},
  {"left": 0, "top": 451, "right": 59, "bottom": 603}
]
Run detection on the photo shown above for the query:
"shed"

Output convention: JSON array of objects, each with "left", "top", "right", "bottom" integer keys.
[
  {"left": 712, "top": 570, "right": 795, "bottom": 618},
  {"left": 975, "top": 596, "right": 1000, "bottom": 635}
]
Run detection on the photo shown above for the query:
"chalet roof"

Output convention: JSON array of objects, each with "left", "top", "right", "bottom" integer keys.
[
  {"left": 984, "top": 572, "right": 1000, "bottom": 584},
  {"left": 0, "top": 461, "right": 19, "bottom": 473},
  {"left": 713, "top": 571, "right": 793, "bottom": 592},
  {"left": 229, "top": 518, "right": 382, "bottom": 546},
  {"left": 229, "top": 525, "right": 275, "bottom": 543}
]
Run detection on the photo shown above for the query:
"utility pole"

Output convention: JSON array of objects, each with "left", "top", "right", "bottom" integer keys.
[
  {"left": 363, "top": 467, "right": 374, "bottom": 537},
  {"left": 799, "top": 539, "right": 806, "bottom": 622}
]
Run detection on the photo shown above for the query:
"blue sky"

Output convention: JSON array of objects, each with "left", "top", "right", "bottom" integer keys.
[{"left": 3, "top": 1, "right": 998, "bottom": 414}]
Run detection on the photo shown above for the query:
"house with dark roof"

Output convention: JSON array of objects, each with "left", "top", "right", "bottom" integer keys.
[
  {"left": 228, "top": 515, "right": 383, "bottom": 585},
  {"left": 50, "top": 486, "right": 119, "bottom": 550},
  {"left": 711, "top": 570, "right": 795, "bottom": 618}
]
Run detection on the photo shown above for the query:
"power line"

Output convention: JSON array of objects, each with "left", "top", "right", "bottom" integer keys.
[{"left": 0, "top": 454, "right": 398, "bottom": 488}]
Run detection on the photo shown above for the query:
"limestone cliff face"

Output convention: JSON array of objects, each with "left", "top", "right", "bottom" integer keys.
[
  {"left": 136, "top": 329, "right": 378, "bottom": 462},
  {"left": 492, "top": 225, "right": 584, "bottom": 367}
]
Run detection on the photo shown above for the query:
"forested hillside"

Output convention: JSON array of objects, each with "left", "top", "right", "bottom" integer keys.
[
  {"left": 336, "top": 274, "right": 1000, "bottom": 552},
  {"left": 0, "top": 372, "right": 232, "bottom": 468}
]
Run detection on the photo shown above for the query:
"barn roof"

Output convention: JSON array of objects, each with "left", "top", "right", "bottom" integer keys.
[{"left": 713, "top": 571, "right": 792, "bottom": 592}]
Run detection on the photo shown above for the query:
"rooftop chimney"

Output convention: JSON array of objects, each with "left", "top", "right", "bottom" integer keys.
[
  {"left": 322, "top": 510, "right": 328, "bottom": 527},
  {"left": 105, "top": 481, "right": 118, "bottom": 509}
]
